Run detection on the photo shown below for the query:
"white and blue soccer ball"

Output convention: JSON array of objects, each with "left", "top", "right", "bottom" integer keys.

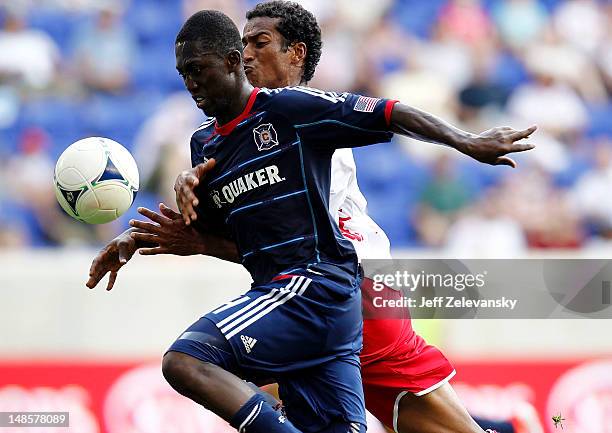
[{"left": 54, "top": 137, "right": 139, "bottom": 224}]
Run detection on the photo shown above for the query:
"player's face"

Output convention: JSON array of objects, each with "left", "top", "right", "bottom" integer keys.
[
  {"left": 175, "top": 40, "right": 234, "bottom": 116},
  {"left": 242, "top": 17, "right": 302, "bottom": 88}
]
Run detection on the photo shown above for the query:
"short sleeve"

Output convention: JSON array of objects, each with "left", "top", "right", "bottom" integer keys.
[
  {"left": 269, "top": 87, "right": 397, "bottom": 150},
  {"left": 190, "top": 135, "right": 201, "bottom": 168},
  {"left": 190, "top": 120, "right": 216, "bottom": 167}
]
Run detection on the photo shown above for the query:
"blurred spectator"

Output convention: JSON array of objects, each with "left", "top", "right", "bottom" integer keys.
[
  {"left": 597, "top": 9, "right": 612, "bottom": 94},
  {"left": 415, "top": 22, "right": 475, "bottom": 91},
  {"left": 356, "top": 14, "right": 412, "bottom": 94},
  {"left": 379, "top": 60, "right": 457, "bottom": 128},
  {"left": 437, "top": 0, "right": 493, "bottom": 47},
  {"left": 507, "top": 69, "right": 588, "bottom": 140},
  {"left": 132, "top": 93, "right": 200, "bottom": 204},
  {"left": 458, "top": 54, "right": 511, "bottom": 132},
  {"left": 335, "top": 0, "right": 393, "bottom": 32},
  {"left": 553, "top": 0, "right": 606, "bottom": 55},
  {"left": 72, "top": 4, "right": 136, "bottom": 94},
  {"left": 183, "top": 0, "right": 247, "bottom": 27},
  {"left": 492, "top": 0, "right": 547, "bottom": 49},
  {"left": 414, "top": 154, "right": 473, "bottom": 247},
  {"left": 0, "top": 0, "right": 611, "bottom": 251},
  {"left": 379, "top": 55, "right": 459, "bottom": 163},
  {"left": 570, "top": 141, "right": 612, "bottom": 238},
  {"left": 444, "top": 191, "right": 527, "bottom": 257},
  {"left": 0, "top": 85, "right": 19, "bottom": 129},
  {"left": 5, "top": 128, "right": 55, "bottom": 201},
  {"left": 0, "top": 152, "right": 27, "bottom": 247},
  {"left": 522, "top": 26, "right": 607, "bottom": 103},
  {"left": 497, "top": 166, "right": 584, "bottom": 249},
  {"left": 3, "top": 128, "right": 98, "bottom": 246},
  {"left": 310, "top": 16, "right": 359, "bottom": 91},
  {"left": 525, "top": 189, "right": 584, "bottom": 249},
  {"left": 0, "top": 10, "right": 60, "bottom": 90}
]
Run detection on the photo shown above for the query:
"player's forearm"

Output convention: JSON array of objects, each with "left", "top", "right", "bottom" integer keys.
[
  {"left": 389, "top": 104, "right": 474, "bottom": 154},
  {"left": 199, "top": 233, "right": 241, "bottom": 263}
]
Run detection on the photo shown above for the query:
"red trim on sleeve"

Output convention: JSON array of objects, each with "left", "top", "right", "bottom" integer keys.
[
  {"left": 214, "top": 87, "right": 260, "bottom": 136},
  {"left": 384, "top": 100, "right": 399, "bottom": 127}
]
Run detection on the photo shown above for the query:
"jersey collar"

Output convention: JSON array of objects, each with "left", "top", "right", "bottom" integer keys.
[{"left": 214, "top": 87, "right": 260, "bottom": 136}]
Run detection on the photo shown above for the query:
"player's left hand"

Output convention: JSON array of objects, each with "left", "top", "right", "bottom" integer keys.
[
  {"left": 129, "top": 203, "right": 207, "bottom": 256},
  {"left": 86, "top": 228, "right": 138, "bottom": 291},
  {"left": 465, "top": 125, "right": 537, "bottom": 167}
]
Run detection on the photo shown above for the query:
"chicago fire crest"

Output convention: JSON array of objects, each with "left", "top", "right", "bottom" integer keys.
[{"left": 253, "top": 123, "right": 279, "bottom": 151}]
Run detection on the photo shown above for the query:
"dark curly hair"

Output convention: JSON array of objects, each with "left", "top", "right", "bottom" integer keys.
[
  {"left": 176, "top": 10, "right": 243, "bottom": 57},
  {"left": 246, "top": 1, "right": 322, "bottom": 84}
]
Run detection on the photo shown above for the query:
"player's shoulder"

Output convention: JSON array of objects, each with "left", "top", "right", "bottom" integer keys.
[
  {"left": 260, "top": 86, "right": 350, "bottom": 106},
  {"left": 191, "top": 117, "right": 216, "bottom": 141}
]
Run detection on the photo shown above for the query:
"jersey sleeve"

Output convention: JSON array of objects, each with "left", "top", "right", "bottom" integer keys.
[
  {"left": 190, "top": 135, "right": 201, "bottom": 168},
  {"left": 190, "top": 121, "right": 215, "bottom": 167},
  {"left": 270, "top": 87, "right": 397, "bottom": 150},
  {"left": 188, "top": 127, "right": 229, "bottom": 236}
]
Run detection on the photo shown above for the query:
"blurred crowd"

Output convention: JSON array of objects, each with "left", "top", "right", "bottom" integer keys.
[{"left": 0, "top": 0, "right": 611, "bottom": 255}]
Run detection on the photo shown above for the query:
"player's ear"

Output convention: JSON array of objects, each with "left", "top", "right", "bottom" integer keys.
[
  {"left": 289, "top": 42, "right": 307, "bottom": 67},
  {"left": 226, "top": 50, "right": 243, "bottom": 72}
]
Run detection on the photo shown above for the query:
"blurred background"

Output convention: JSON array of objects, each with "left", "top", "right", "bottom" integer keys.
[{"left": 0, "top": 0, "right": 611, "bottom": 432}]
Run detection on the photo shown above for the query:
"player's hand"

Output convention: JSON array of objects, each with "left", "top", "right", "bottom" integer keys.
[
  {"left": 174, "top": 158, "right": 216, "bottom": 225},
  {"left": 465, "top": 125, "right": 537, "bottom": 167},
  {"left": 86, "top": 229, "right": 138, "bottom": 291},
  {"left": 129, "top": 203, "right": 207, "bottom": 256}
]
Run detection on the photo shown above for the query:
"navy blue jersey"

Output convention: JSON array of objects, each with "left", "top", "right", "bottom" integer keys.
[{"left": 190, "top": 87, "right": 396, "bottom": 285}]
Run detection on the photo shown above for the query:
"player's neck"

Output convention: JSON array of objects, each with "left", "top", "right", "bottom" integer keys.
[
  {"left": 217, "top": 82, "right": 255, "bottom": 125},
  {"left": 285, "top": 78, "right": 304, "bottom": 88}
]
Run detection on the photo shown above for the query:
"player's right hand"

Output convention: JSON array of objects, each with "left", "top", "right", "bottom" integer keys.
[
  {"left": 174, "top": 158, "right": 216, "bottom": 226},
  {"left": 86, "top": 229, "right": 138, "bottom": 291}
]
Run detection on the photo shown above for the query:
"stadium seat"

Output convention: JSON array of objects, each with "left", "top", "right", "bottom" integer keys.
[
  {"left": 26, "top": 7, "right": 81, "bottom": 53},
  {"left": 80, "top": 94, "right": 161, "bottom": 150},
  {"left": 455, "top": 160, "right": 502, "bottom": 193},
  {"left": 20, "top": 99, "right": 82, "bottom": 156},
  {"left": 390, "top": 0, "right": 446, "bottom": 38},
  {"left": 125, "top": 0, "right": 182, "bottom": 46},
  {"left": 133, "top": 43, "right": 184, "bottom": 92},
  {"left": 491, "top": 51, "right": 530, "bottom": 89},
  {"left": 553, "top": 155, "right": 593, "bottom": 188},
  {"left": 586, "top": 103, "right": 612, "bottom": 138}
]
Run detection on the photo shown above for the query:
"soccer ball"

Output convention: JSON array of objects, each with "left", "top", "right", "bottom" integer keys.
[{"left": 54, "top": 137, "right": 139, "bottom": 224}]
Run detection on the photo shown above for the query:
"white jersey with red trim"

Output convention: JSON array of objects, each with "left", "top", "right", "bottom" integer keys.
[{"left": 329, "top": 148, "right": 392, "bottom": 260}]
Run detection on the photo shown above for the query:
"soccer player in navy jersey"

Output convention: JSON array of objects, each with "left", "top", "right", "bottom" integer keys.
[{"left": 87, "top": 7, "right": 535, "bottom": 433}]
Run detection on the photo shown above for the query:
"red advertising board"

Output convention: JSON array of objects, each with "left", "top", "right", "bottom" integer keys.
[{"left": 0, "top": 359, "right": 610, "bottom": 433}]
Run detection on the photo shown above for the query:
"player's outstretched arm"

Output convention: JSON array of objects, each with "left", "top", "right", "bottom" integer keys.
[
  {"left": 129, "top": 203, "right": 240, "bottom": 263},
  {"left": 390, "top": 104, "right": 536, "bottom": 167},
  {"left": 86, "top": 227, "right": 155, "bottom": 291},
  {"left": 174, "top": 158, "right": 216, "bottom": 225}
]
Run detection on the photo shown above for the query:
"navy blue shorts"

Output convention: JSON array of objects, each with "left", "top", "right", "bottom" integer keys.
[{"left": 168, "top": 270, "right": 366, "bottom": 432}]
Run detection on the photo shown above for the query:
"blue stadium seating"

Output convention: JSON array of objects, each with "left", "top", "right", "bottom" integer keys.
[
  {"left": 390, "top": 0, "right": 446, "bottom": 39},
  {"left": 133, "top": 43, "right": 185, "bottom": 92},
  {"left": 26, "top": 7, "right": 81, "bottom": 53},
  {"left": 79, "top": 94, "right": 160, "bottom": 150},
  {"left": 586, "top": 103, "right": 612, "bottom": 138},
  {"left": 125, "top": 0, "right": 182, "bottom": 46},
  {"left": 5, "top": 0, "right": 608, "bottom": 247}
]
